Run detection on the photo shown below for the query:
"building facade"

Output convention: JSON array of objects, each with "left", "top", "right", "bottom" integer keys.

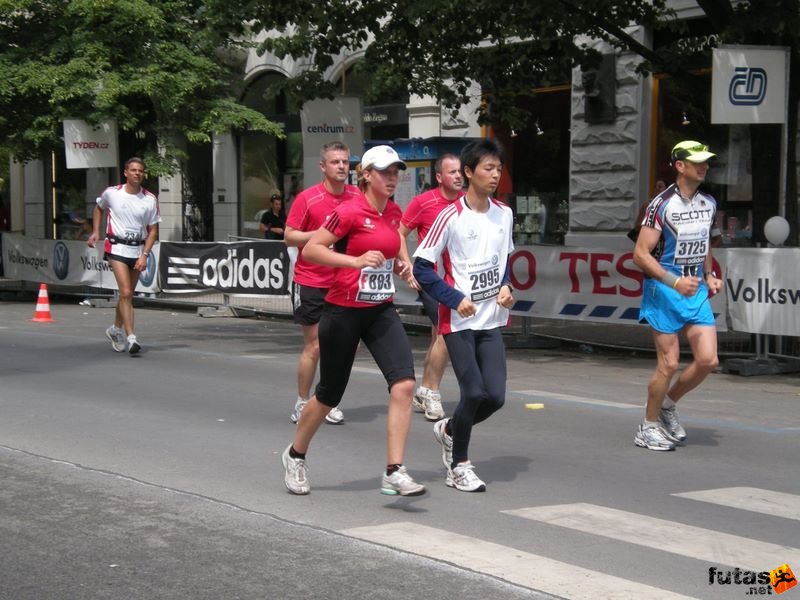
[{"left": 6, "top": 1, "right": 790, "bottom": 252}]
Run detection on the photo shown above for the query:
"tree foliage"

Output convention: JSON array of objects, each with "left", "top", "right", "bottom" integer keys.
[
  {"left": 0, "top": 0, "right": 281, "bottom": 175},
  {"left": 227, "top": 0, "right": 672, "bottom": 129},
  {"left": 227, "top": 0, "right": 798, "bottom": 243}
]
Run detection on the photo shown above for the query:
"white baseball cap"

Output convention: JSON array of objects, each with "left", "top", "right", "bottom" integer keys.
[{"left": 360, "top": 145, "right": 407, "bottom": 171}]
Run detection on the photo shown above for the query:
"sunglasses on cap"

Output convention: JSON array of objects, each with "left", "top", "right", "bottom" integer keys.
[
  {"left": 270, "top": 194, "right": 281, "bottom": 200},
  {"left": 671, "top": 143, "right": 709, "bottom": 162}
]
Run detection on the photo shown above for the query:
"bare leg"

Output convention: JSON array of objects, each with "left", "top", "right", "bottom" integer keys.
[
  {"left": 421, "top": 328, "right": 448, "bottom": 391},
  {"left": 291, "top": 395, "right": 329, "bottom": 454},
  {"left": 109, "top": 259, "right": 140, "bottom": 336},
  {"left": 645, "top": 330, "right": 680, "bottom": 422},
  {"left": 386, "top": 378, "right": 415, "bottom": 464},
  {"left": 667, "top": 324, "right": 718, "bottom": 402},
  {"left": 297, "top": 323, "right": 320, "bottom": 399}
]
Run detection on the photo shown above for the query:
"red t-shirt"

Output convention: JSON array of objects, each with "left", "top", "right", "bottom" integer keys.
[
  {"left": 401, "top": 187, "right": 454, "bottom": 243},
  {"left": 323, "top": 195, "right": 403, "bottom": 308},
  {"left": 286, "top": 182, "right": 361, "bottom": 288}
]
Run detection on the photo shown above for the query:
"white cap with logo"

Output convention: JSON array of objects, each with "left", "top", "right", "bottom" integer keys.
[{"left": 360, "top": 145, "right": 407, "bottom": 171}]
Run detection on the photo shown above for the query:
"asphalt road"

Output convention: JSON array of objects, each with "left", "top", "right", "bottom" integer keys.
[{"left": 1, "top": 299, "right": 798, "bottom": 599}]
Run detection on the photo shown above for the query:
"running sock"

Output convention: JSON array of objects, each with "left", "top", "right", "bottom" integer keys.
[
  {"left": 662, "top": 396, "right": 676, "bottom": 409},
  {"left": 289, "top": 446, "right": 306, "bottom": 460},
  {"left": 386, "top": 464, "right": 402, "bottom": 476},
  {"left": 643, "top": 419, "right": 661, "bottom": 428}
]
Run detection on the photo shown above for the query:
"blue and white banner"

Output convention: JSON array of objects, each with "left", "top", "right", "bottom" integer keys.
[{"left": 712, "top": 46, "right": 789, "bottom": 124}]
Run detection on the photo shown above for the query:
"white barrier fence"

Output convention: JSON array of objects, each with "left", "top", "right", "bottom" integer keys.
[{"left": 3, "top": 233, "right": 799, "bottom": 337}]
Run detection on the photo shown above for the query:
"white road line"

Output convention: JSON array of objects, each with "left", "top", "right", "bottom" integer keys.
[
  {"left": 340, "top": 521, "right": 698, "bottom": 599},
  {"left": 517, "top": 389, "right": 637, "bottom": 409},
  {"left": 504, "top": 503, "right": 800, "bottom": 572},
  {"left": 673, "top": 487, "right": 800, "bottom": 521}
]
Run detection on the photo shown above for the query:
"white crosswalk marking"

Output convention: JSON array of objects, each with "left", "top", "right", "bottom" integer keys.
[
  {"left": 340, "top": 521, "right": 698, "bottom": 599},
  {"left": 503, "top": 503, "right": 800, "bottom": 572},
  {"left": 673, "top": 487, "right": 800, "bottom": 521}
]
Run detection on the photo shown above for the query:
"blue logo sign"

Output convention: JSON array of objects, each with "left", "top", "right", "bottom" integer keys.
[
  {"left": 729, "top": 67, "right": 767, "bottom": 105},
  {"left": 139, "top": 252, "right": 156, "bottom": 287},
  {"left": 52, "top": 242, "right": 70, "bottom": 280}
]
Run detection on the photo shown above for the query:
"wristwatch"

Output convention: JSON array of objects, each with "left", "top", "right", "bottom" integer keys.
[{"left": 503, "top": 283, "right": 513, "bottom": 293}]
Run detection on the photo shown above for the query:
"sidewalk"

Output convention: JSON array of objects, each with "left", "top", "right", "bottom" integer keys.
[{"left": 0, "top": 276, "right": 779, "bottom": 359}]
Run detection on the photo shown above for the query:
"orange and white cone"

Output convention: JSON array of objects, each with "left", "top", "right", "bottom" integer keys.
[{"left": 31, "top": 283, "right": 55, "bottom": 323}]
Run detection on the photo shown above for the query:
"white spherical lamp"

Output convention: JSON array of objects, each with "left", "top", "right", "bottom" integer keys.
[{"left": 763, "top": 216, "right": 790, "bottom": 246}]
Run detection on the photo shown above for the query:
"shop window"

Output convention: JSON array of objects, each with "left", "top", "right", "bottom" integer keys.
[
  {"left": 506, "top": 86, "right": 571, "bottom": 245},
  {"left": 653, "top": 72, "right": 781, "bottom": 246},
  {"left": 239, "top": 72, "right": 301, "bottom": 237},
  {"left": 50, "top": 149, "right": 93, "bottom": 240}
]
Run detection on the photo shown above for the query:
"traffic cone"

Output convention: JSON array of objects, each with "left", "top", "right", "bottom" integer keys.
[{"left": 31, "top": 283, "right": 55, "bottom": 323}]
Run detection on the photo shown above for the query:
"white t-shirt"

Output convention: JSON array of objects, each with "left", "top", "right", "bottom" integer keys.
[
  {"left": 97, "top": 185, "right": 161, "bottom": 259},
  {"left": 414, "top": 196, "right": 514, "bottom": 333}
]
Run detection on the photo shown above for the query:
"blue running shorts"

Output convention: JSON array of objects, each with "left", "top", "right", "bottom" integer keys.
[{"left": 639, "top": 278, "right": 715, "bottom": 334}]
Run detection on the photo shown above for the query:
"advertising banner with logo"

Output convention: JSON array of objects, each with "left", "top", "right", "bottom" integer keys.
[
  {"left": 711, "top": 47, "right": 789, "bottom": 124},
  {"left": 505, "top": 246, "right": 729, "bottom": 330},
  {"left": 723, "top": 248, "right": 800, "bottom": 335},
  {"left": 1, "top": 233, "right": 160, "bottom": 293},
  {"left": 62, "top": 119, "right": 119, "bottom": 169},
  {"left": 159, "top": 241, "right": 289, "bottom": 295},
  {"left": 300, "top": 97, "right": 363, "bottom": 185},
  {"left": 395, "top": 245, "right": 730, "bottom": 331}
]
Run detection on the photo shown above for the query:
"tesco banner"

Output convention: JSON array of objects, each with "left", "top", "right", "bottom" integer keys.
[
  {"left": 1, "top": 233, "right": 159, "bottom": 293},
  {"left": 394, "top": 245, "right": 729, "bottom": 331},
  {"left": 505, "top": 246, "right": 729, "bottom": 331}
]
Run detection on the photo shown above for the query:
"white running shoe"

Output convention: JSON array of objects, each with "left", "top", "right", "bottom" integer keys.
[
  {"left": 380, "top": 466, "right": 426, "bottom": 496},
  {"left": 659, "top": 406, "right": 687, "bottom": 444},
  {"left": 411, "top": 388, "right": 426, "bottom": 413},
  {"left": 325, "top": 406, "right": 345, "bottom": 425},
  {"left": 447, "top": 461, "right": 486, "bottom": 492},
  {"left": 281, "top": 445, "right": 310, "bottom": 495},
  {"left": 105, "top": 326, "right": 126, "bottom": 352},
  {"left": 127, "top": 334, "right": 140, "bottom": 355},
  {"left": 634, "top": 423, "right": 676, "bottom": 451},
  {"left": 414, "top": 387, "right": 445, "bottom": 421},
  {"left": 433, "top": 418, "right": 453, "bottom": 469},
  {"left": 290, "top": 398, "right": 307, "bottom": 424}
]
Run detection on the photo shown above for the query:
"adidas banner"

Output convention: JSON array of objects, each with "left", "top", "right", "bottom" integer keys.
[{"left": 159, "top": 241, "right": 289, "bottom": 295}]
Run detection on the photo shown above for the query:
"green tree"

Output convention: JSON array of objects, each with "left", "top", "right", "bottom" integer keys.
[
  {"left": 0, "top": 0, "right": 281, "bottom": 175},
  {"left": 228, "top": 0, "right": 798, "bottom": 245}
]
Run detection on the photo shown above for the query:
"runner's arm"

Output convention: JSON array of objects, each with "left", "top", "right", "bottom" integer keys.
[{"left": 413, "top": 257, "right": 464, "bottom": 309}]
